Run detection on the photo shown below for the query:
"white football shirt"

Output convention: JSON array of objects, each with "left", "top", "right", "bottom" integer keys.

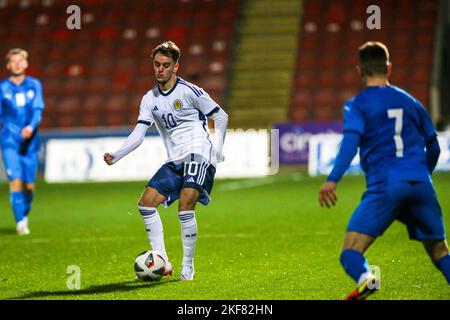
[{"left": 138, "top": 77, "right": 221, "bottom": 166}]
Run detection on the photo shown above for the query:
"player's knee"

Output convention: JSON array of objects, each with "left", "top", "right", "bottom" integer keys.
[
  {"left": 138, "top": 187, "right": 165, "bottom": 208},
  {"left": 24, "top": 183, "right": 35, "bottom": 194},
  {"left": 9, "top": 179, "right": 23, "bottom": 192},
  {"left": 179, "top": 188, "right": 199, "bottom": 211},
  {"left": 138, "top": 198, "right": 160, "bottom": 208},
  {"left": 179, "top": 201, "right": 195, "bottom": 212},
  {"left": 178, "top": 197, "right": 197, "bottom": 211},
  {"left": 342, "top": 232, "right": 374, "bottom": 253}
]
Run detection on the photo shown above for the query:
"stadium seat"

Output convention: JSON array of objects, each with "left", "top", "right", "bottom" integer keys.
[
  {"left": 314, "top": 104, "right": 334, "bottom": 123},
  {"left": 0, "top": 0, "right": 239, "bottom": 129},
  {"left": 82, "top": 95, "right": 103, "bottom": 114},
  {"left": 62, "top": 78, "right": 84, "bottom": 96},
  {"left": 290, "top": 0, "right": 437, "bottom": 122},
  {"left": 79, "top": 113, "right": 101, "bottom": 128},
  {"left": 105, "top": 95, "right": 128, "bottom": 113},
  {"left": 57, "top": 96, "right": 80, "bottom": 116},
  {"left": 290, "top": 105, "right": 310, "bottom": 123},
  {"left": 105, "top": 113, "right": 127, "bottom": 127},
  {"left": 56, "top": 114, "right": 78, "bottom": 128}
]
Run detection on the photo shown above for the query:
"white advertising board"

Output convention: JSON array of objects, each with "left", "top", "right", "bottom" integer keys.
[
  {"left": 308, "top": 132, "right": 450, "bottom": 177},
  {"left": 45, "top": 130, "right": 270, "bottom": 182}
]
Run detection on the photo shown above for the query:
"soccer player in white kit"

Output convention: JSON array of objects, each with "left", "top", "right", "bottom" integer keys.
[{"left": 104, "top": 41, "right": 228, "bottom": 280}]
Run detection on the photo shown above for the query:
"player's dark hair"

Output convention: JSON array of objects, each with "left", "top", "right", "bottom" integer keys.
[
  {"left": 151, "top": 41, "right": 181, "bottom": 63},
  {"left": 358, "top": 41, "right": 390, "bottom": 77}
]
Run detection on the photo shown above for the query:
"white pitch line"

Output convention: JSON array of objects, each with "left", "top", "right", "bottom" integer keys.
[
  {"left": 216, "top": 177, "right": 279, "bottom": 192},
  {"left": 0, "top": 233, "right": 256, "bottom": 245},
  {"left": 217, "top": 174, "right": 306, "bottom": 192},
  {"left": 0, "top": 230, "right": 329, "bottom": 245}
]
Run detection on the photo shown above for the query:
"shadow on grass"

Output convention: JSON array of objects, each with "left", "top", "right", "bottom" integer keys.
[
  {"left": 0, "top": 227, "right": 16, "bottom": 235},
  {"left": 7, "top": 279, "right": 180, "bottom": 300}
]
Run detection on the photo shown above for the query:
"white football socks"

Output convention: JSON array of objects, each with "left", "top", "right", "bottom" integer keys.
[
  {"left": 178, "top": 210, "right": 197, "bottom": 267},
  {"left": 138, "top": 206, "right": 168, "bottom": 262}
]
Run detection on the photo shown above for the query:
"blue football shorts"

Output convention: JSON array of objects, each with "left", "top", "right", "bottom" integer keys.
[
  {"left": 347, "top": 180, "right": 446, "bottom": 241},
  {"left": 1, "top": 147, "right": 39, "bottom": 183},
  {"left": 146, "top": 153, "right": 216, "bottom": 207}
]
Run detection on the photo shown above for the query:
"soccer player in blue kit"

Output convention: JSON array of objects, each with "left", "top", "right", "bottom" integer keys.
[
  {"left": 0, "top": 48, "right": 44, "bottom": 235},
  {"left": 319, "top": 42, "right": 450, "bottom": 299}
]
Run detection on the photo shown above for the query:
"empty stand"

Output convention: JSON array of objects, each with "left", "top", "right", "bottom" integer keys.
[
  {"left": 0, "top": 0, "right": 240, "bottom": 129},
  {"left": 290, "top": 0, "right": 437, "bottom": 122}
]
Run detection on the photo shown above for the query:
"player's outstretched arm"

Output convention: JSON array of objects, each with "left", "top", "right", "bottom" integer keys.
[
  {"left": 103, "top": 152, "right": 114, "bottom": 165},
  {"left": 208, "top": 108, "right": 228, "bottom": 163},
  {"left": 318, "top": 131, "right": 360, "bottom": 208},
  {"left": 103, "top": 122, "right": 149, "bottom": 166}
]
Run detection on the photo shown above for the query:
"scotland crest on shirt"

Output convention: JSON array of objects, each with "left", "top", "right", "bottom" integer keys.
[{"left": 173, "top": 99, "right": 183, "bottom": 110}]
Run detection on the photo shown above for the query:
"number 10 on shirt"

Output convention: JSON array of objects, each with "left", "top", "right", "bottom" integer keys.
[{"left": 162, "top": 113, "right": 177, "bottom": 129}]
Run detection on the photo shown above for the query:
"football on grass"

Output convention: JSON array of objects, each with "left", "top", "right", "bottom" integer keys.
[{"left": 134, "top": 251, "right": 166, "bottom": 281}]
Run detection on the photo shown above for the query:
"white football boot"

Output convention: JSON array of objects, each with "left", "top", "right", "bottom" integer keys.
[
  {"left": 179, "top": 264, "right": 195, "bottom": 281},
  {"left": 16, "top": 218, "right": 30, "bottom": 235}
]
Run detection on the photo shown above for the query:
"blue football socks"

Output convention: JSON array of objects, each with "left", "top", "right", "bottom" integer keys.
[
  {"left": 435, "top": 254, "right": 450, "bottom": 285},
  {"left": 340, "top": 248, "right": 370, "bottom": 283},
  {"left": 23, "top": 191, "right": 34, "bottom": 217},
  {"left": 10, "top": 191, "right": 26, "bottom": 223}
]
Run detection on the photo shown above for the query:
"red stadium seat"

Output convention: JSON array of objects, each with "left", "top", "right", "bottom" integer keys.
[
  {"left": 50, "top": 28, "right": 71, "bottom": 41},
  {"left": 56, "top": 115, "right": 78, "bottom": 128},
  {"left": 317, "top": 70, "right": 338, "bottom": 87},
  {"left": 1, "top": 0, "right": 240, "bottom": 129},
  {"left": 95, "top": 27, "right": 120, "bottom": 41},
  {"left": 82, "top": 95, "right": 103, "bottom": 114},
  {"left": 290, "top": 105, "right": 310, "bottom": 123},
  {"left": 57, "top": 96, "right": 81, "bottom": 116},
  {"left": 291, "top": 0, "right": 437, "bottom": 122},
  {"left": 105, "top": 95, "right": 128, "bottom": 113},
  {"left": 80, "top": 113, "right": 102, "bottom": 128},
  {"left": 314, "top": 104, "right": 334, "bottom": 122},
  {"left": 105, "top": 113, "right": 127, "bottom": 127}
]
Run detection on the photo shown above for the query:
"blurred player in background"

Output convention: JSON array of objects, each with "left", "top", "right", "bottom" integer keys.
[
  {"left": 318, "top": 41, "right": 450, "bottom": 299},
  {"left": 104, "top": 41, "right": 228, "bottom": 280},
  {"left": 0, "top": 48, "right": 45, "bottom": 235}
]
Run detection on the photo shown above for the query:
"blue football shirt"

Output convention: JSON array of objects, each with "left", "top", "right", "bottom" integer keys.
[
  {"left": 0, "top": 76, "right": 44, "bottom": 152},
  {"left": 343, "top": 85, "right": 437, "bottom": 186}
]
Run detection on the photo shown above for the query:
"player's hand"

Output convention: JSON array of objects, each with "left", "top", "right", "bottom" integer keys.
[
  {"left": 216, "top": 152, "right": 225, "bottom": 163},
  {"left": 319, "top": 181, "right": 337, "bottom": 208},
  {"left": 103, "top": 153, "right": 115, "bottom": 166},
  {"left": 21, "top": 126, "right": 33, "bottom": 139}
]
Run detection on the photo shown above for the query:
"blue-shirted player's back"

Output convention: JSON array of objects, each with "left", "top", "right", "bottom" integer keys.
[
  {"left": 344, "top": 85, "right": 436, "bottom": 186},
  {"left": 319, "top": 41, "right": 449, "bottom": 299}
]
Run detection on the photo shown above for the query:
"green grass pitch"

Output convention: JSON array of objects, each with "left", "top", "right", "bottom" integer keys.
[{"left": 0, "top": 172, "right": 449, "bottom": 300}]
